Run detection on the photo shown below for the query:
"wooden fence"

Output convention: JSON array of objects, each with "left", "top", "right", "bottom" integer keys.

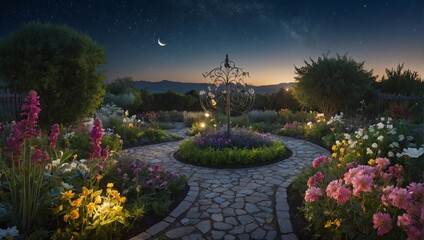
[{"left": 0, "top": 87, "right": 22, "bottom": 122}]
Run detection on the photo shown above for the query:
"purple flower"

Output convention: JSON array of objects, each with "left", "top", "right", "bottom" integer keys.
[
  {"left": 49, "top": 123, "right": 60, "bottom": 149},
  {"left": 89, "top": 118, "right": 103, "bottom": 158}
]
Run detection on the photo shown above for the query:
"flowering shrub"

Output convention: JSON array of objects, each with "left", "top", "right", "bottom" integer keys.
[
  {"left": 103, "top": 156, "right": 186, "bottom": 217},
  {"left": 294, "top": 117, "right": 424, "bottom": 239},
  {"left": 248, "top": 110, "right": 279, "bottom": 123},
  {"left": 192, "top": 127, "right": 273, "bottom": 150},
  {"left": 178, "top": 128, "right": 286, "bottom": 167},
  {"left": 52, "top": 184, "right": 133, "bottom": 239},
  {"left": 302, "top": 154, "right": 424, "bottom": 239}
]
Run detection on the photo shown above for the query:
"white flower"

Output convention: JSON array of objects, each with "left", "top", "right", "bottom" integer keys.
[
  {"left": 208, "top": 92, "right": 215, "bottom": 98},
  {"left": 336, "top": 140, "right": 341, "bottom": 145},
  {"left": 396, "top": 153, "right": 402, "bottom": 158},
  {"left": 380, "top": 117, "right": 385, "bottom": 121},
  {"left": 344, "top": 133, "right": 351, "bottom": 140},
  {"left": 387, "top": 117, "right": 392, "bottom": 121},
  {"left": 402, "top": 147, "right": 424, "bottom": 158},
  {"left": 398, "top": 134, "right": 405, "bottom": 141},
  {"left": 363, "top": 135, "right": 369, "bottom": 140},
  {"left": 211, "top": 99, "right": 217, "bottom": 106},
  {"left": 199, "top": 90, "right": 206, "bottom": 96},
  {"left": 372, "top": 143, "right": 378, "bottom": 148},
  {"left": 366, "top": 148, "right": 373, "bottom": 155},
  {"left": 388, "top": 151, "right": 394, "bottom": 157},
  {"left": 52, "top": 159, "right": 61, "bottom": 167},
  {"left": 61, "top": 181, "right": 74, "bottom": 190},
  {"left": 307, "top": 122, "right": 313, "bottom": 128},
  {"left": 0, "top": 226, "right": 19, "bottom": 239},
  {"left": 376, "top": 122, "right": 384, "bottom": 129},
  {"left": 64, "top": 132, "right": 75, "bottom": 139},
  {"left": 316, "top": 113, "right": 324, "bottom": 118},
  {"left": 392, "top": 142, "right": 399, "bottom": 148},
  {"left": 377, "top": 135, "right": 384, "bottom": 141},
  {"left": 386, "top": 124, "right": 393, "bottom": 130},
  {"left": 407, "top": 136, "right": 414, "bottom": 141}
]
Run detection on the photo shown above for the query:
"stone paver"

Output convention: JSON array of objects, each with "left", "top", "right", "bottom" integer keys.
[{"left": 129, "top": 124, "right": 329, "bottom": 239}]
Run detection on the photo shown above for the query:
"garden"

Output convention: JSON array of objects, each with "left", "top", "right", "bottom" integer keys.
[{"left": 0, "top": 22, "right": 423, "bottom": 239}]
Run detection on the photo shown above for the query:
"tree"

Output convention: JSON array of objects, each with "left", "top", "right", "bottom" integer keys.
[
  {"left": 0, "top": 22, "right": 106, "bottom": 127},
  {"left": 293, "top": 54, "right": 375, "bottom": 117},
  {"left": 104, "top": 76, "right": 142, "bottom": 113},
  {"left": 377, "top": 64, "right": 423, "bottom": 95}
]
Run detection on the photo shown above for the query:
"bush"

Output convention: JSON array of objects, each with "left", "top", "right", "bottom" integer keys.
[
  {"left": 293, "top": 54, "right": 375, "bottom": 117},
  {"left": 0, "top": 22, "right": 105, "bottom": 127},
  {"left": 248, "top": 110, "right": 279, "bottom": 123},
  {"left": 177, "top": 128, "right": 286, "bottom": 167}
]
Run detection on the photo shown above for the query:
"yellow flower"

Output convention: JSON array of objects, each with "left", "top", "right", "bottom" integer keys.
[
  {"left": 331, "top": 145, "right": 337, "bottom": 151},
  {"left": 337, "top": 163, "right": 342, "bottom": 168},
  {"left": 124, "top": 110, "right": 129, "bottom": 117},
  {"left": 94, "top": 196, "right": 102, "bottom": 204},
  {"left": 71, "top": 196, "right": 84, "bottom": 207},
  {"left": 73, "top": 154, "right": 78, "bottom": 159},
  {"left": 338, "top": 157, "right": 344, "bottom": 162},
  {"left": 61, "top": 190, "right": 75, "bottom": 200},
  {"left": 324, "top": 220, "right": 332, "bottom": 228},
  {"left": 86, "top": 202, "right": 95, "bottom": 216},
  {"left": 63, "top": 214, "right": 70, "bottom": 222},
  {"left": 332, "top": 152, "right": 337, "bottom": 158},
  {"left": 339, "top": 148, "right": 345, "bottom": 155},
  {"left": 334, "top": 219, "right": 341, "bottom": 228},
  {"left": 120, "top": 196, "right": 127, "bottom": 203},
  {"left": 111, "top": 190, "right": 121, "bottom": 201},
  {"left": 53, "top": 204, "right": 63, "bottom": 214},
  {"left": 368, "top": 159, "right": 375, "bottom": 166},
  {"left": 70, "top": 208, "right": 80, "bottom": 220},
  {"left": 113, "top": 206, "right": 123, "bottom": 212},
  {"left": 107, "top": 183, "right": 114, "bottom": 188},
  {"left": 357, "top": 152, "right": 361, "bottom": 157},
  {"left": 82, "top": 187, "right": 92, "bottom": 196},
  {"left": 128, "top": 123, "right": 134, "bottom": 128}
]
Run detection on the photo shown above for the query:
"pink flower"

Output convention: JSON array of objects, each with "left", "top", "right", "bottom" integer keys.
[
  {"left": 397, "top": 213, "right": 413, "bottom": 228},
  {"left": 305, "top": 186, "right": 322, "bottom": 202},
  {"left": 381, "top": 185, "right": 394, "bottom": 206},
  {"left": 326, "top": 180, "right": 351, "bottom": 205},
  {"left": 375, "top": 157, "right": 390, "bottom": 170},
  {"left": 153, "top": 164, "right": 164, "bottom": 173},
  {"left": 388, "top": 187, "right": 410, "bottom": 210},
  {"left": 31, "top": 148, "right": 49, "bottom": 164},
  {"left": 335, "top": 185, "right": 352, "bottom": 205},
  {"left": 351, "top": 173, "right": 373, "bottom": 196},
  {"left": 326, "top": 180, "right": 342, "bottom": 199},
  {"left": 307, "top": 172, "right": 325, "bottom": 187},
  {"left": 89, "top": 118, "right": 103, "bottom": 158},
  {"left": 49, "top": 123, "right": 60, "bottom": 149},
  {"left": 101, "top": 145, "right": 109, "bottom": 162},
  {"left": 19, "top": 90, "right": 41, "bottom": 138},
  {"left": 373, "top": 212, "right": 392, "bottom": 236},
  {"left": 312, "top": 155, "right": 328, "bottom": 168}
]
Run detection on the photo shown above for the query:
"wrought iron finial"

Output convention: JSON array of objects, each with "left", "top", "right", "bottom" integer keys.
[{"left": 224, "top": 54, "right": 230, "bottom": 69}]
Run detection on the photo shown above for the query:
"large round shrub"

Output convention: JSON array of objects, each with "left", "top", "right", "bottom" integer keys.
[
  {"left": 293, "top": 54, "right": 375, "bottom": 117},
  {"left": 0, "top": 22, "right": 106, "bottom": 127},
  {"left": 177, "top": 128, "right": 286, "bottom": 167}
]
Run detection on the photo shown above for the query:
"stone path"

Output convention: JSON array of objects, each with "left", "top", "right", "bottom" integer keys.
[{"left": 128, "top": 124, "right": 329, "bottom": 240}]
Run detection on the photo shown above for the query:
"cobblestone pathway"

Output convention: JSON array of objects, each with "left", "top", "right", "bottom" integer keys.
[{"left": 128, "top": 124, "right": 329, "bottom": 240}]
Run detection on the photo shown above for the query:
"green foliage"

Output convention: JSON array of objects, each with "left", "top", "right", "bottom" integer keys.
[
  {"left": 178, "top": 140, "right": 286, "bottom": 167},
  {"left": 105, "top": 77, "right": 142, "bottom": 113},
  {"left": 278, "top": 109, "right": 316, "bottom": 125},
  {"left": 293, "top": 54, "right": 375, "bottom": 116},
  {"left": 378, "top": 64, "right": 423, "bottom": 95},
  {"left": 0, "top": 22, "right": 106, "bottom": 127}
]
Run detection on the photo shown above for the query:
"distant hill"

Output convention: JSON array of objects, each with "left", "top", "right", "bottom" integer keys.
[{"left": 134, "top": 80, "right": 295, "bottom": 94}]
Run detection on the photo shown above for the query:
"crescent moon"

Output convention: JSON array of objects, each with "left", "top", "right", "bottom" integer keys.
[{"left": 158, "top": 38, "right": 166, "bottom": 47}]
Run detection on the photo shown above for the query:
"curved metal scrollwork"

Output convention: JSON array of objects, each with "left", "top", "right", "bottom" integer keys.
[{"left": 199, "top": 55, "right": 255, "bottom": 136}]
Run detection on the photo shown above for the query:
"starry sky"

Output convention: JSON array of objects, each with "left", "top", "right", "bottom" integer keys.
[{"left": 1, "top": 0, "right": 423, "bottom": 85}]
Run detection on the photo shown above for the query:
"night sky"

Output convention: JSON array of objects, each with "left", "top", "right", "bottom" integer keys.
[{"left": 1, "top": 0, "right": 423, "bottom": 85}]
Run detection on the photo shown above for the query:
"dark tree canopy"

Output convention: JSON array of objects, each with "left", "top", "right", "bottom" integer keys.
[
  {"left": 377, "top": 64, "right": 423, "bottom": 95},
  {"left": 0, "top": 22, "right": 106, "bottom": 127},
  {"left": 293, "top": 54, "right": 376, "bottom": 117}
]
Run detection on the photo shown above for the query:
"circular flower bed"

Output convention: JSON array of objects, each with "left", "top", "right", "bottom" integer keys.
[{"left": 177, "top": 128, "right": 287, "bottom": 167}]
